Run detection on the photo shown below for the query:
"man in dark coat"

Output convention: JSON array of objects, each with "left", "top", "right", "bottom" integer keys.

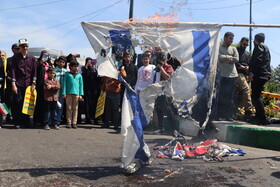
[
  {"left": 5, "top": 44, "right": 21, "bottom": 124},
  {"left": 249, "top": 33, "right": 271, "bottom": 125}
]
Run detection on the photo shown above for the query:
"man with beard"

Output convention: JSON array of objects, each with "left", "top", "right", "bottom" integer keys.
[
  {"left": 235, "top": 37, "right": 253, "bottom": 120},
  {"left": 216, "top": 32, "right": 239, "bottom": 121},
  {"left": 249, "top": 33, "right": 271, "bottom": 125}
]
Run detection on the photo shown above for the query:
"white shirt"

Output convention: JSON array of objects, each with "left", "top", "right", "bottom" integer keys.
[{"left": 134, "top": 64, "right": 156, "bottom": 92}]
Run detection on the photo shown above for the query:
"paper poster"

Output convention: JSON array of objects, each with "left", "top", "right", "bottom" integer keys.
[
  {"left": 95, "top": 91, "right": 106, "bottom": 118},
  {"left": 22, "top": 86, "right": 37, "bottom": 116}
]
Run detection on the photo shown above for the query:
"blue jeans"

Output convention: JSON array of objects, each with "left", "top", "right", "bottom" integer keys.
[
  {"left": 217, "top": 77, "right": 237, "bottom": 118},
  {"left": 55, "top": 96, "right": 65, "bottom": 125},
  {"left": 43, "top": 101, "right": 58, "bottom": 126}
]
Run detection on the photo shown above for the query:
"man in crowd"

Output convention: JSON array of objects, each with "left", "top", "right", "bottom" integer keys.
[
  {"left": 235, "top": 37, "right": 253, "bottom": 120},
  {"left": 119, "top": 52, "right": 138, "bottom": 88},
  {"left": 11, "top": 38, "right": 37, "bottom": 129},
  {"left": 101, "top": 76, "right": 122, "bottom": 130},
  {"left": 249, "top": 33, "right": 271, "bottom": 125},
  {"left": 154, "top": 52, "right": 176, "bottom": 133},
  {"left": 5, "top": 43, "right": 21, "bottom": 124},
  {"left": 216, "top": 32, "right": 239, "bottom": 121}
]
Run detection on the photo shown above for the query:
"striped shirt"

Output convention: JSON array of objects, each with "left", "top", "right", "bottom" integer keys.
[{"left": 55, "top": 67, "right": 67, "bottom": 97}]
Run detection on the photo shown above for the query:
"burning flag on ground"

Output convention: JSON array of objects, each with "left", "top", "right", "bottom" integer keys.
[{"left": 82, "top": 21, "right": 221, "bottom": 172}]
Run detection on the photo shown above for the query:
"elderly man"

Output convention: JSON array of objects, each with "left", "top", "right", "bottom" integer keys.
[
  {"left": 11, "top": 38, "right": 37, "bottom": 129},
  {"left": 249, "top": 33, "right": 271, "bottom": 125}
]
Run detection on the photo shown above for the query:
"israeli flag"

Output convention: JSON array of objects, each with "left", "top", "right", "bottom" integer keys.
[
  {"left": 82, "top": 21, "right": 221, "bottom": 170},
  {"left": 120, "top": 88, "right": 150, "bottom": 168}
]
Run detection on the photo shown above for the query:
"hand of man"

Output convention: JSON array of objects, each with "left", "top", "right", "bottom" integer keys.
[
  {"left": 248, "top": 74, "right": 253, "bottom": 81},
  {"left": 12, "top": 83, "right": 18, "bottom": 94},
  {"left": 31, "top": 84, "right": 36, "bottom": 92},
  {"left": 79, "top": 95, "right": 83, "bottom": 101}
]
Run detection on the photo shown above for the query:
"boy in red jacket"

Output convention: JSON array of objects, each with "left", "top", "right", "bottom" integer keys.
[{"left": 43, "top": 67, "right": 60, "bottom": 130}]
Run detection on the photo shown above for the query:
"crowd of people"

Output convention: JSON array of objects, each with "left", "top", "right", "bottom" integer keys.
[
  {"left": 0, "top": 32, "right": 271, "bottom": 131},
  {"left": 0, "top": 38, "right": 179, "bottom": 131}
]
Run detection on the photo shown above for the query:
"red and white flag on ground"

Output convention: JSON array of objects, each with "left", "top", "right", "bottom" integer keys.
[{"left": 0, "top": 103, "right": 11, "bottom": 115}]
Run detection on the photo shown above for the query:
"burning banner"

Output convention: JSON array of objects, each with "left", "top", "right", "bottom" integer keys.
[{"left": 81, "top": 21, "right": 221, "bottom": 172}]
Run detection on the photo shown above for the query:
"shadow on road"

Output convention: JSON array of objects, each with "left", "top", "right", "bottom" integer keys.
[{"left": 0, "top": 166, "right": 123, "bottom": 180}]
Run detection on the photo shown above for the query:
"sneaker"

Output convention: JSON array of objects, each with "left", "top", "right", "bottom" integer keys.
[
  {"left": 15, "top": 125, "right": 20, "bottom": 129},
  {"left": 72, "top": 124, "right": 77, "bottom": 129},
  {"left": 44, "top": 125, "right": 50, "bottom": 130},
  {"left": 126, "top": 160, "right": 142, "bottom": 173},
  {"left": 66, "top": 124, "right": 71, "bottom": 128},
  {"left": 54, "top": 125, "right": 59, "bottom": 130}
]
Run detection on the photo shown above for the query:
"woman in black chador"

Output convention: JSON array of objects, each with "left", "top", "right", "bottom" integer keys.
[{"left": 81, "top": 57, "right": 100, "bottom": 124}]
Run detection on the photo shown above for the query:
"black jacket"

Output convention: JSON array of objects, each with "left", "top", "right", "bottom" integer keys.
[
  {"left": 249, "top": 42, "right": 271, "bottom": 81},
  {"left": 119, "top": 63, "right": 138, "bottom": 88},
  {"left": 81, "top": 66, "right": 100, "bottom": 94},
  {"left": 236, "top": 47, "right": 250, "bottom": 75}
]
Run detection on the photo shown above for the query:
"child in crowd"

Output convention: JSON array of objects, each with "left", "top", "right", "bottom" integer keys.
[
  {"left": 43, "top": 68, "right": 60, "bottom": 130},
  {"left": 134, "top": 52, "right": 156, "bottom": 94},
  {"left": 62, "top": 60, "right": 83, "bottom": 129},
  {"left": 55, "top": 56, "right": 68, "bottom": 127}
]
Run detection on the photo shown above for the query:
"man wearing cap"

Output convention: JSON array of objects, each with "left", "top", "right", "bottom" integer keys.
[
  {"left": 249, "top": 33, "right": 271, "bottom": 125},
  {"left": 11, "top": 38, "right": 37, "bottom": 129},
  {"left": 5, "top": 43, "right": 21, "bottom": 124}
]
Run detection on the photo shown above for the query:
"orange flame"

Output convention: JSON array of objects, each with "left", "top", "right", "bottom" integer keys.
[
  {"left": 124, "top": 13, "right": 179, "bottom": 22},
  {"left": 144, "top": 13, "right": 178, "bottom": 22}
]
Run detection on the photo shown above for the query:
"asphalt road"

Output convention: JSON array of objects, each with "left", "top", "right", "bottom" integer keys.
[{"left": 0, "top": 124, "right": 280, "bottom": 187}]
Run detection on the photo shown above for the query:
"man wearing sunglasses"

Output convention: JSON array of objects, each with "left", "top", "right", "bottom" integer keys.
[
  {"left": 235, "top": 37, "right": 253, "bottom": 120},
  {"left": 11, "top": 38, "right": 37, "bottom": 129}
]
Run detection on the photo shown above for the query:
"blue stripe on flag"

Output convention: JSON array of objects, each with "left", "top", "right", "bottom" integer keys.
[
  {"left": 126, "top": 89, "right": 149, "bottom": 163},
  {"left": 192, "top": 31, "right": 211, "bottom": 88},
  {"left": 109, "top": 30, "right": 132, "bottom": 55}
]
